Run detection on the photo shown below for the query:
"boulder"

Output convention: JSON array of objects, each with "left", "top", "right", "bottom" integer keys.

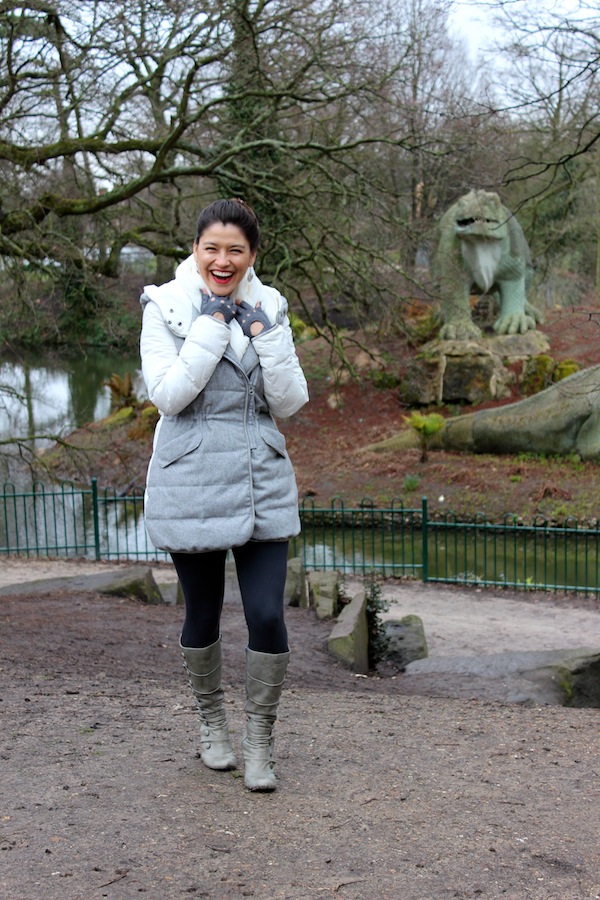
[
  {"left": 285, "top": 557, "right": 308, "bottom": 608},
  {"left": 0, "top": 565, "right": 165, "bottom": 604},
  {"left": 86, "top": 566, "right": 164, "bottom": 604},
  {"left": 309, "top": 571, "right": 340, "bottom": 619},
  {"left": 384, "top": 615, "right": 428, "bottom": 667},
  {"left": 562, "top": 652, "right": 600, "bottom": 708},
  {"left": 328, "top": 585, "right": 369, "bottom": 674},
  {"left": 401, "top": 332, "right": 550, "bottom": 405},
  {"left": 405, "top": 648, "right": 600, "bottom": 707}
]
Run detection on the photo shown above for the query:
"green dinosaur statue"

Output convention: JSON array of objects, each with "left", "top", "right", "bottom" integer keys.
[
  {"left": 433, "top": 189, "right": 542, "bottom": 340},
  {"left": 368, "top": 365, "right": 600, "bottom": 462}
]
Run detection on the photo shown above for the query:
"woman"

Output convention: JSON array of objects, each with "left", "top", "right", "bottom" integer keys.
[{"left": 140, "top": 198, "right": 309, "bottom": 791}]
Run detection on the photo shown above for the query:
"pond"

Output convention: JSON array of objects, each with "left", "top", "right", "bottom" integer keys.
[
  {"left": 294, "top": 522, "right": 600, "bottom": 592},
  {"left": 0, "top": 349, "right": 144, "bottom": 449}
]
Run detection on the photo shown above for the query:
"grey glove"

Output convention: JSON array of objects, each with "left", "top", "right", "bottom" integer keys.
[
  {"left": 235, "top": 300, "right": 274, "bottom": 337},
  {"left": 200, "top": 291, "right": 236, "bottom": 324}
]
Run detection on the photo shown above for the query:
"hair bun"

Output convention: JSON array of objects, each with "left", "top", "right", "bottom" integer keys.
[{"left": 231, "top": 197, "right": 258, "bottom": 221}]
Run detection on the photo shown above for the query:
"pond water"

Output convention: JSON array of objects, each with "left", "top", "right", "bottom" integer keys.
[
  {"left": 293, "top": 522, "right": 600, "bottom": 592},
  {"left": 0, "top": 350, "right": 145, "bottom": 448}
]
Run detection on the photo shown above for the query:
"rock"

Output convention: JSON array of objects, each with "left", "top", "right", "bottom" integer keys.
[
  {"left": 328, "top": 585, "right": 369, "bottom": 674},
  {"left": 88, "top": 566, "right": 164, "bottom": 604},
  {"left": 98, "top": 406, "right": 137, "bottom": 429},
  {"left": 405, "top": 648, "right": 600, "bottom": 707},
  {"left": 400, "top": 355, "right": 441, "bottom": 405},
  {"left": 385, "top": 615, "right": 428, "bottom": 667},
  {"left": 486, "top": 331, "right": 551, "bottom": 360},
  {"left": 0, "top": 565, "right": 166, "bottom": 604},
  {"left": 562, "top": 653, "right": 600, "bottom": 708},
  {"left": 401, "top": 333, "right": 550, "bottom": 405},
  {"left": 442, "top": 353, "right": 509, "bottom": 405},
  {"left": 285, "top": 557, "right": 308, "bottom": 608},
  {"left": 309, "top": 571, "right": 340, "bottom": 619},
  {"left": 153, "top": 579, "right": 182, "bottom": 606}
]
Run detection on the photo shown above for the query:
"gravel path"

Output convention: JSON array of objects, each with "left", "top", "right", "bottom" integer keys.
[{"left": 1, "top": 559, "right": 599, "bottom": 898}]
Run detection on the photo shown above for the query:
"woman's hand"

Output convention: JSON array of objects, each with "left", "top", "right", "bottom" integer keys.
[
  {"left": 200, "top": 291, "right": 236, "bottom": 323},
  {"left": 235, "top": 300, "right": 274, "bottom": 337}
]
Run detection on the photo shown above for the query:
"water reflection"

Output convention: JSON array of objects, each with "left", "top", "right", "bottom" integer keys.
[{"left": 0, "top": 350, "right": 144, "bottom": 447}]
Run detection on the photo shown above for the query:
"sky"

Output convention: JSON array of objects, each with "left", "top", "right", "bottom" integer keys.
[
  {"left": 449, "top": 1, "right": 496, "bottom": 58},
  {"left": 449, "top": 0, "right": 593, "bottom": 59}
]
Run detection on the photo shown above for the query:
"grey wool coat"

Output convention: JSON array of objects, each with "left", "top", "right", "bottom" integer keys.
[{"left": 140, "top": 256, "right": 309, "bottom": 554}]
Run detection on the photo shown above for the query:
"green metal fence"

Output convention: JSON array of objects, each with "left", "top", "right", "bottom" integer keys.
[
  {"left": 1, "top": 481, "right": 599, "bottom": 594},
  {"left": 0, "top": 480, "right": 169, "bottom": 563}
]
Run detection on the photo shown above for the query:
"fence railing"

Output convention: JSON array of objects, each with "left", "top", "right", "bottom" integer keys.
[{"left": 1, "top": 480, "right": 599, "bottom": 595}]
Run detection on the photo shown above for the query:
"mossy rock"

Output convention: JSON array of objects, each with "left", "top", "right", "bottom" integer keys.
[
  {"left": 553, "top": 359, "right": 580, "bottom": 383},
  {"left": 128, "top": 404, "right": 160, "bottom": 439},
  {"left": 385, "top": 615, "right": 428, "bottom": 667},
  {"left": 141, "top": 404, "right": 159, "bottom": 422},
  {"left": 372, "top": 370, "right": 402, "bottom": 390},
  {"left": 522, "top": 354, "right": 555, "bottom": 396},
  {"left": 99, "top": 406, "right": 136, "bottom": 429}
]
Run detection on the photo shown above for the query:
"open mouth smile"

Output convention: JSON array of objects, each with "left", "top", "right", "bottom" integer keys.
[{"left": 210, "top": 270, "right": 234, "bottom": 285}]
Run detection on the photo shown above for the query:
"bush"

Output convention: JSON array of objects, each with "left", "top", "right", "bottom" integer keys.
[
  {"left": 403, "top": 474, "right": 420, "bottom": 492},
  {"left": 365, "top": 573, "right": 390, "bottom": 667},
  {"left": 403, "top": 411, "right": 445, "bottom": 462}
]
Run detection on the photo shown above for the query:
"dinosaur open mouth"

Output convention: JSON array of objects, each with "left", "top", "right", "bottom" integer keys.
[{"left": 456, "top": 217, "right": 499, "bottom": 228}]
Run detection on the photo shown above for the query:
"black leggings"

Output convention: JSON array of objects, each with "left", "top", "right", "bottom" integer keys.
[{"left": 171, "top": 541, "right": 289, "bottom": 654}]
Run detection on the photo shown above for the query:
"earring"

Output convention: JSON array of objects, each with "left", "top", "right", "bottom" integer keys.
[{"left": 247, "top": 266, "right": 254, "bottom": 283}]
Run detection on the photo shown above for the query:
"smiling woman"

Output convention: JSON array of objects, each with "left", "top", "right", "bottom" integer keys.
[
  {"left": 138, "top": 196, "right": 309, "bottom": 792},
  {"left": 193, "top": 222, "right": 257, "bottom": 296}
]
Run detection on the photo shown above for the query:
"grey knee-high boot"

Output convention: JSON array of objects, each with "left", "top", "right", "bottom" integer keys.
[
  {"left": 179, "top": 638, "right": 237, "bottom": 771},
  {"left": 243, "top": 648, "right": 290, "bottom": 792}
]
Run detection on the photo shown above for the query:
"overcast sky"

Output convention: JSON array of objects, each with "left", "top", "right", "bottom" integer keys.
[{"left": 449, "top": 1, "right": 496, "bottom": 57}]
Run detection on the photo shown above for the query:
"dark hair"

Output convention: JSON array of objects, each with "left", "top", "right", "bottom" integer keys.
[{"left": 194, "top": 198, "right": 260, "bottom": 252}]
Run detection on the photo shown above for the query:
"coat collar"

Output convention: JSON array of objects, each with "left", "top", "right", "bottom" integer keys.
[{"left": 141, "top": 255, "right": 281, "bottom": 359}]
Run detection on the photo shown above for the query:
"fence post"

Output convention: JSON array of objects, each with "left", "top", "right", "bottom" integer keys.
[
  {"left": 91, "top": 478, "right": 101, "bottom": 561},
  {"left": 422, "top": 496, "right": 428, "bottom": 583}
]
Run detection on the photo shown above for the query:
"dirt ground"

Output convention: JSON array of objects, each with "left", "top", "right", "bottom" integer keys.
[{"left": 1, "top": 561, "right": 600, "bottom": 899}]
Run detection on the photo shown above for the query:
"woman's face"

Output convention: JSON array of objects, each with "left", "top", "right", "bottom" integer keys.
[{"left": 193, "top": 222, "right": 256, "bottom": 296}]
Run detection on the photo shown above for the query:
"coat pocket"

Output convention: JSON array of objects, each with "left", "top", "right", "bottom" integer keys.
[
  {"left": 260, "top": 428, "right": 288, "bottom": 458},
  {"left": 156, "top": 430, "right": 203, "bottom": 468}
]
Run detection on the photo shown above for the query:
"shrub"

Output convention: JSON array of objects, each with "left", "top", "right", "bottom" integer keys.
[
  {"left": 403, "top": 411, "right": 445, "bottom": 462},
  {"left": 104, "top": 372, "right": 138, "bottom": 410},
  {"left": 365, "top": 573, "right": 390, "bottom": 668},
  {"left": 403, "top": 474, "right": 420, "bottom": 492}
]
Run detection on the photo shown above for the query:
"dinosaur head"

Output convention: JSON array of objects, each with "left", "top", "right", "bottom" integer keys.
[{"left": 453, "top": 190, "right": 508, "bottom": 242}]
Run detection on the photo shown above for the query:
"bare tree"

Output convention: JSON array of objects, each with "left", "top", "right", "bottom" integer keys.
[
  {"left": 0, "top": 2, "right": 407, "bottom": 324},
  {"left": 0, "top": 0, "right": 506, "bottom": 355},
  {"left": 484, "top": 1, "right": 600, "bottom": 301}
]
